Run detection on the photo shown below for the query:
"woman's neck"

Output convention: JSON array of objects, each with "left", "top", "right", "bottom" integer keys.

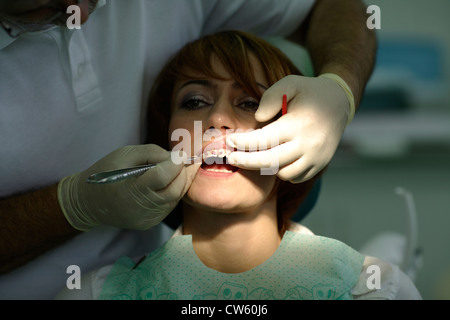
[{"left": 182, "top": 198, "right": 281, "bottom": 274}]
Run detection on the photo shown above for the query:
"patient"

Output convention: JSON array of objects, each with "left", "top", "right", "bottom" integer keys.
[{"left": 56, "top": 31, "right": 421, "bottom": 300}]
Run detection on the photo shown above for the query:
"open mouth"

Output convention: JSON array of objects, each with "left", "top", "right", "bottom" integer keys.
[{"left": 201, "top": 147, "right": 239, "bottom": 174}]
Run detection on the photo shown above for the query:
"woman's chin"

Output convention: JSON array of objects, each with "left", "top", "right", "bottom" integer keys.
[
  {"left": 183, "top": 170, "right": 275, "bottom": 214},
  {"left": 184, "top": 193, "right": 243, "bottom": 213}
]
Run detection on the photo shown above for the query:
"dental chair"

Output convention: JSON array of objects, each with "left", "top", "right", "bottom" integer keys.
[
  {"left": 359, "top": 187, "right": 423, "bottom": 282},
  {"left": 294, "top": 182, "right": 422, "bottom": 282}
]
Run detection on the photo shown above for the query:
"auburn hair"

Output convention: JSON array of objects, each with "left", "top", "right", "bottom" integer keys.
[{"left": 146, "top": 30, "right": 325, "bottom": 234}]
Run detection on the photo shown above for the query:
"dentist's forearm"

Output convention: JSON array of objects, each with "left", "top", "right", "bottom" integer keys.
[
  {"left": 290, "top": 0, "right": 377, "bottom": 108},
  {"left": 0, "top": 184, "right": 80, "bottom": 274}
]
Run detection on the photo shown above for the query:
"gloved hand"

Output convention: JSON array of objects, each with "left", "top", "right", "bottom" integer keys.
[
  {"left": 58, "top": 144, "right": 201, "bottom": 231},
  {"left": 226, "top": 73, "right": 355, "bottom": 183}
]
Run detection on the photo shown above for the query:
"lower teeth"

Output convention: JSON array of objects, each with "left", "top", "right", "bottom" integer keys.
[{"left": 205, "top": 169, "right": 233, "bottom": 173}]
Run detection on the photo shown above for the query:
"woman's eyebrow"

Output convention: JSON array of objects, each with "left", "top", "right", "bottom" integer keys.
[
  {"left": 176, "top": 79, "right": 268, "bottom": 93},
  {"left": 177, "top": 79, "right": 217, "bottom": 93},
  {"left": 233, "top": 82, "right": 268, "bottom": 91}
]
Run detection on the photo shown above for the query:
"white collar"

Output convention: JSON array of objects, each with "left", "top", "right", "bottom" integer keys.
[
  {"left": 171, "top": 221, "right": 314, "bottom": 238},
  {"left": 0, "top": 0, "right": 107, "bottom": 50}
]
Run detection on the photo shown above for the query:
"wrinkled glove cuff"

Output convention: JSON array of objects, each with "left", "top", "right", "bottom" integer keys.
[
  {"left": 57, "top": 175, "right": 93, "bottom": 232},
  {"left": 318, "top": 73, "right": 355, "bottom": 126}
]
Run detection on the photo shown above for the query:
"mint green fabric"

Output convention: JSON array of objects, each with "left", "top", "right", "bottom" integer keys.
[{"left": 99, "top": 231, "right": 365, "bottom": 300}]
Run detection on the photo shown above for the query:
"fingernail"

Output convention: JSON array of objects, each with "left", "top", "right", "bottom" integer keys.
[{"left": 226, "top": 137, "right": 236, "bottom": 148}]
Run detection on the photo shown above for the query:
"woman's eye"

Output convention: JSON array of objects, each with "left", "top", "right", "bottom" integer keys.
[
  {"left": 238, "top": 99, "right": 259, "bottom": 113},
  {"left": 181, "top": 96, "right": 211, "bottom": 110}
]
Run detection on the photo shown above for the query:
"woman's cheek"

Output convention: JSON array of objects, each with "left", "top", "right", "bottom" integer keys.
[{"left": 168, "top": 118, "right": 191, "bottom": 151}]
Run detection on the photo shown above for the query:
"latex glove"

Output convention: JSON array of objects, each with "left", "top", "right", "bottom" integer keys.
[
  {"left": 58, "top": 144, "right": 201, "bottom": 231},
  {"left": 226, "top": 74, "right": 355, "bottom": 183}
]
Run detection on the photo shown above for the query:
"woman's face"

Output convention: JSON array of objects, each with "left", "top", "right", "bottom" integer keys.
[{"left": 168, "top": 55, "right": 277, "bottom": 213}]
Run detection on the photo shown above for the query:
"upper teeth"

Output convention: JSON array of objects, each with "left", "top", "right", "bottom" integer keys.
[{"left": 204, "top": 148, "right": 231, "bottom": 161}]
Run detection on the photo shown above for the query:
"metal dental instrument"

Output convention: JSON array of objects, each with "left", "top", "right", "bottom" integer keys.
[{"left": 86, "top": 156, "right": 200, "bottom": 184}]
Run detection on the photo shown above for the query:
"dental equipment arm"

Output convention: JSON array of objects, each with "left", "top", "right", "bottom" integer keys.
[{"left": 227, "top": 0, "right": 376, "bottom": 183}]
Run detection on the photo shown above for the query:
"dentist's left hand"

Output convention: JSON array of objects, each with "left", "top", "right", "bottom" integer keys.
[
  {"left": 226, "top": 74, "right": 354, "bottom": 183},
  {"left": 57, "top": 144, "right": 201, "bottom": 231}
]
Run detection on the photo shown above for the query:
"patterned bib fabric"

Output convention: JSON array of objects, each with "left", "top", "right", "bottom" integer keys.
[{"left": 99, "top": 231, "right": 365, "bottom": 300}]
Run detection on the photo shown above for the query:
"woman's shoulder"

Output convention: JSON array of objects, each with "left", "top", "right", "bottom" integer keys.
[
  {"left": 288, "top": 222, "right": 314, "bottom": 235},
  {"left": 54, "top": 265, "right": 112, "bottom": 300},
  {"left": 55, "top": 228, "right": 184, "bottom": 300},
  {"left": 353, "top": 256, "right": 422, "bottom": 300},
  {"left": 288, "top": 222, "right": 421, "bottom": 300}
]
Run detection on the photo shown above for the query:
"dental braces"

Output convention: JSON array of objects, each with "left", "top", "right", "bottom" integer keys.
[{"left": 203, "top": 148, "right": 232, "bottom": 165}]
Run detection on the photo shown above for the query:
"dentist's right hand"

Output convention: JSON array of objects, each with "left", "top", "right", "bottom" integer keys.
[{"left": 57, "top": 144, "right": 201, "bottom": 231}]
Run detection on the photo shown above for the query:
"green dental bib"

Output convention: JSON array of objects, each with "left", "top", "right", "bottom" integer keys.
[{"left": 99, "top": 231, "right": 365, "bottom": 300}]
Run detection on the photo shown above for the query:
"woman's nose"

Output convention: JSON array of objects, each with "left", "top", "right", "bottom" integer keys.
[{"left": 204, "top": 98, "right": 238, "bottom": 134}]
